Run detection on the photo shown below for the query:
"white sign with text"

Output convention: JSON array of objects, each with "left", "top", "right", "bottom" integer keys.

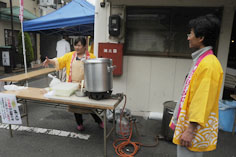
[
  {"left": 0, "top": 93, "right": 22, "bottom": 124},
  {"left": 2, "top": 51, "right": 10, "bottom": 66}
]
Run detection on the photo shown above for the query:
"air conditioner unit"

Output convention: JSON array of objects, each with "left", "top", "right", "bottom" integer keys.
[{"left": 39, "top": 0, "right": 55, "bottom": 6}]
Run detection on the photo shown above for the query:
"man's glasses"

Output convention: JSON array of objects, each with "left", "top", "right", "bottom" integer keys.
[{"left": 187, "top": 34, "right": 191, "bottom": 38}]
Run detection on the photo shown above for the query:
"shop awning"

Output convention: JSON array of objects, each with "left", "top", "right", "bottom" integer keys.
[{"left": 0, "top": 6, "right": 38, "bottom": 22}]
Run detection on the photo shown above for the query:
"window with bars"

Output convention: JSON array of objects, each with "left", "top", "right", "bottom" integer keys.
[
  {"left": 4, "top": 29, "right": 19, "bottom": 47},
  {"left": 4, "top": 29, "right": 37, "bottom": 58},
  {"left": 0, "top": 2, "right": 7, "bottom": 8}
]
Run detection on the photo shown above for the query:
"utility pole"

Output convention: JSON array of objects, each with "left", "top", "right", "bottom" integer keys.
[
  {"left": 10, "top": 0, "right": 15, "bottom": 48},
  {"left": 10, "top": 0, "right": 15, "bottom": 69}
]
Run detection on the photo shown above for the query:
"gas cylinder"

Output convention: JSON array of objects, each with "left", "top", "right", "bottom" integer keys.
[
  {"left": 116, "top": 116, "right": 130, "bottom": 138},
  {"left": 116, "top": 108, "right": 131, "bottom": 138}
]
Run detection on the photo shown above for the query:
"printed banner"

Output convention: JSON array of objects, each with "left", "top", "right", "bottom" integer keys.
[
  {"left": 19, "top": 0, "right": 24, "bottom": 22},
  {"left": 0, "top": 93, "right": 22, "bottom": 125}
]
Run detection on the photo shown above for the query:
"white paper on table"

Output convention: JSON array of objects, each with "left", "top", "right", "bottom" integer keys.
[
  {"left": 4, "top": 85, "right": 28, "bottom": 91},
  {"left": 44, "top": 90, "right": 55, "bottom": 98},
  {"left": 0, "top": 93, "right": 22, "bottom": 125}
]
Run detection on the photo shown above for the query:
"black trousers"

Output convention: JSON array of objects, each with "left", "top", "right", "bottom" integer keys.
[{"left": 74, "top": 113, "right": 102, "bottom": 125}]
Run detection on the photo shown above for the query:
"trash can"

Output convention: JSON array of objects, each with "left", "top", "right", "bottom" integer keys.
[
  {"left": 160, "top": 101, "right": 176, "bottom": 141},
  {"left": 0, "top": 46, "right": 13, "bottom": 73},
  {"left": 219, "top": 100, "right": 236, "bottom": 132}
]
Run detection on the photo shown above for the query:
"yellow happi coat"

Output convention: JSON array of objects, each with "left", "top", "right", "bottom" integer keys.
[
  {"left": 53, "top": 51, "right": 96, "bottom": 114},
  {"left": 173, "top": 54, "right": 223, "bottom": 152}
]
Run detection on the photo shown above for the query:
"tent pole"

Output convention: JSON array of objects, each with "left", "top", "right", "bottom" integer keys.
[{"left": 19, "top": 0, "right": 28, "bottom": 86}]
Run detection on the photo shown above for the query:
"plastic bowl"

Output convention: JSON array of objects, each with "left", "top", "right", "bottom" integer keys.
[{"left": 75, "top": 89, "right": 86, "bottom": 97}]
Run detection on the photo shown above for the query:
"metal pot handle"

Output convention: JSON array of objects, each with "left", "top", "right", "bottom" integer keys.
[{"left": 107, "top": 65, "right": 116, "bottom": 72}]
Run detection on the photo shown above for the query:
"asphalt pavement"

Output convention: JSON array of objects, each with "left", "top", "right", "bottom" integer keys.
[{"left": 0, "top": 69, "right": 235, "bottom": 157}]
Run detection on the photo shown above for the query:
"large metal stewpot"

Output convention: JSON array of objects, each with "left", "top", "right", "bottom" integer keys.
[{"left": 83, "top": 58, "right": 115, "bottom": 93}]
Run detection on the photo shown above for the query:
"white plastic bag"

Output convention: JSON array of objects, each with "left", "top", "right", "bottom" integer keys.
[
  {"left": 48, "top": 74, "right": 61, "bottom": 87},
  {"left": 106, "top": 110, "right": 113, "bottom": 121},
  {"left": 4, "top": 85, "right": 28, "bottom": 90}
]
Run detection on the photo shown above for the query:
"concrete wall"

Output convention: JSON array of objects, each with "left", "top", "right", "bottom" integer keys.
[
  {"left": 0, "top": 0, "right": 41, "bottom": 62},
  {"left": 0, "top": 21, "right": 21, "bottom": 46},
  {"left": 94, "top": 0, "right": 236, "bottom": 117},
  {"left": 39, "top": 6, "right": 56, "bottom": 16},
  {"left": 1, "top": 0, "right": 40, "bottom": 17}
]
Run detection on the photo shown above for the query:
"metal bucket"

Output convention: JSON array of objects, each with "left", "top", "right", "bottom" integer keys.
[
  {"left": 160, "top": 101, "right": 176, "bottom": 141},
  {"left": 83, "top": 58, "right": 115, "bottom": 92}
]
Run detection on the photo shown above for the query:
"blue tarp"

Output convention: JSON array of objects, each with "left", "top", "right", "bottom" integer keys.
[
  {"left": 219, "top": 100, "right": 236, "bottom": 132},
  {"left": 23, "top": 0, "right": 94, "bottom": 35},
  {"left": 219, "top": 100, "right": 236, "bottom": 110}
]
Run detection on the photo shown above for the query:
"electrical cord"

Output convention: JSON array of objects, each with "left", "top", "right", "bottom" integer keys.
[{"left": 113, "top": 94, "right": 159, "bottom": 157}]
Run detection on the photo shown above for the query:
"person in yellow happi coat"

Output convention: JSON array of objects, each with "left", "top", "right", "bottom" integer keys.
[
  {"left": 43, "top": 37, "right": 104, "bottom": 131},
  {"left": 169, "top": 14, "right": 223, "bottom": 157}
]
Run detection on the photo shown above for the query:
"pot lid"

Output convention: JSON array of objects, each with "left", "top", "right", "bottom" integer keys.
[{"left": 84, "top": 58, "right": 112, "bottom": 64}]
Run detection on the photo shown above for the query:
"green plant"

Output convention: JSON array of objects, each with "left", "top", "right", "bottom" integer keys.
[{"left": 18, "top": 32, "right": 34, "bottom": 65}]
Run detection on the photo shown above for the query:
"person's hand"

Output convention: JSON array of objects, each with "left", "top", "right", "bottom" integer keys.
[
  {"left": 180, "top": 122, "right": 197, "bottom": 147},
  {"left": 180, "top": 129, "right": 194, "bottom": 147},
  {"left": 43, "top": 56, "right": 50, "bottom": 67}
]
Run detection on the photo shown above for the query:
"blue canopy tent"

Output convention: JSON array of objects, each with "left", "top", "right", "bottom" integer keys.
[{"left": 23, "top": 0, "right": 94, "bottom": 36}]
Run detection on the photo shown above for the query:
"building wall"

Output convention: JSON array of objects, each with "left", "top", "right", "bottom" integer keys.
[
  {"left": 94, "top": 0, "right": 236, "bottom": 116},
  {"left": 0, "top": 0, "right": 42, "bottom": 62},
  {"left": 39, "top": 6, "right": 55, "bottom": 16},
  {"left": 1, "top": 0, "right": 40, "bottom": 16},
  {"left": 0, "top": 21, "right": 21, "bottom": 46}
]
